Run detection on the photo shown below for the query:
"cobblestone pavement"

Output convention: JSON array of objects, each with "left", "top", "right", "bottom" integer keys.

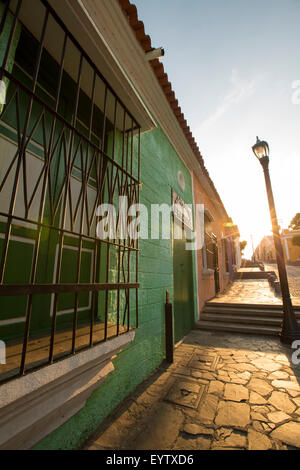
[
  {"left": 212, "top": 276, "right": 300, "bottom": 306},
  {"left": 212, "top": 280, "right": 283, "bottom": 305},
  {"left": 264, "top": 263, "right": 300, "bottom": 302},
  {"left": 84, "top": 330, "right": 300, "bottom": 451}
]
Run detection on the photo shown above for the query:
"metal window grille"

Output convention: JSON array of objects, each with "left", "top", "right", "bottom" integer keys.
[
  {"left": 203, "top": 215, "right": 215, "bottom": 270},
  {"left": 204, "top": 233, "right": 215, "bottom": 270},
  {"left": 231, "top": 240, "right": 236, "bottom": 265},
  {"left": 222, "top": 239, "right": 229, "bottom": 273},
  {"left": 0, "top": 0, "right": 140, "bottom": 383}
]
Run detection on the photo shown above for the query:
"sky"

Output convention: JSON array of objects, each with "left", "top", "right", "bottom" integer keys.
[{"left": 134, "top": 0, "right": 300, "bottom": 259}]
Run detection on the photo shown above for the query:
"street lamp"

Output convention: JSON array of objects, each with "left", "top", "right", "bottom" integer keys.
[{"left": 252, "top": 137, "right": 300, "bottom": 344}]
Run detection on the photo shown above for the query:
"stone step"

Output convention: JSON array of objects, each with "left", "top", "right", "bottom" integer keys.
[
  {"left": 233, "top": 271, "right": 275, "bottom": 280},
  {"left": 200, "top": 313, "right": 294, "bottom": 327},
  {"left": 202, "top": 306, "right": 300, "bottom": 318},
  {"left": 200, "top": 301, "right": 300, "bottom": 336},
  {"left": 206, "top": 302, "right": 300, "bottom": 312},
  {"left": 194, "top": 320, "right": 280, "bottom": 336}
]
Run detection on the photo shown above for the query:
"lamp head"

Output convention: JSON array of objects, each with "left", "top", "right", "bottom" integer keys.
[{"left": 252, "top": 136, "right": 270, "bottom": 160}]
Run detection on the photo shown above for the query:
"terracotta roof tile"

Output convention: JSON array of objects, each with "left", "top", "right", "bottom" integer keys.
[
  {"left": 158, "top": 74, "right": 169, "bottom": 86},
  {"left": 166, "top": 91, "right": 175, "bottom": 102},
  {"left": 119, "top": 0, "right": 229, "bottom": 218}
]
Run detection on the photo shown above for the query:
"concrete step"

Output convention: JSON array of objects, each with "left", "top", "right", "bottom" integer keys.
[
  {"left": 194, "top": 320, "right": 280, "bottom": 336},
  {"left": 200, "top": 313, "right": 291, "bottom": 326}
]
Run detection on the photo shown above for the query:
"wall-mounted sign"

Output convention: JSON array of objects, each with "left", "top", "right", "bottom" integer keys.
[{"left": 172, "top": 190, "right": 193, "bottom": 231}]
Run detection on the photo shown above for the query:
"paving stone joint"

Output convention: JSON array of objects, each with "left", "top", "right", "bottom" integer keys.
[{"left": 84, "top": 330, "right": 300, "bottom": 451}]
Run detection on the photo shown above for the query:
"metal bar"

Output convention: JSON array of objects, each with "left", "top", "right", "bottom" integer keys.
[
  {"left": 44, "top": 32, "right": 67, "bottom": 221},
  {"left": 0, "top": 141, "right": 19, "bottom": 193},
  {"left": 126, "top": 128, "right": 129, "bottom": 173},
  {"left": 111, "top": 97, "right": 117, "bottom": 162},
  {"left": 0, "top": 282, "right": 139, "bottom": 297},
  {"left": 22, "top": 9, "right": 50, "bottom": 214},
  {"left": 0, "top": 0, "right": 10, "bottom": 42},
  {"left": 136, "top": 127, "right": 141, "bottom": 328},
  {"left": 72, "top": 117, "right": 92, "bottom": 353},
  {"left": 104, "top": 243, "right": 110, "bottom": 341},
  {"left": 121, "top": 110, "right": 126, "bottom": 184},
  {"left": 0, "top": 7, "right": 49, "bottom": 283},
  {"left": 82, "top": 69, "right": 97, "bottom": 233},
  {"left": 0, "top": 80, "right": 17, "bottom": 122},
  {"left": 130, "top": 119, "right": 134, "bottom": 175},
  {"left": 84, "top": 69, "right": 98, "bottom": 346},
  {"left": 127, "top": 248, "right": 131, "bottom": 332},
  {"left": 127, "top": 121, "right": 134, "bottom": 212},
  {"left": 121, "top": 250, "right": 128, "bottom": 326},
  {"left": 165, "top": 291, "right": 174, "bottom": 363},
  {"left": 0, "top": 0, "right": 22, "bottom": 75},
  {"left": 116, "top": 245, "right": 121, "bottom": 336},
  {"left": 15, "top": 6, "right": 51, "bottom": 373},
  {"left": 260, "top": 157, "right": 300, "bottom": 343},
  {"left": 0, "top": 0, "right": 141, "bottom": 381},
  {"left": 20, "top": 109, "right": 50, "bottom": 375},
  {"left": 89, "top": 240, "right": 100, "bottom": 347},
  {"left": 0, "top": 211, "right": 139, "bottom": 251},
  {"left": 0, "top": 70, "right": 141, "bottom": 185},
  {"left": 49, "top": 52, "right": 83, "bottom": 363},
  {"left": 116, "top": 109, "right": 127, "bottom": 334},
  {"left": 39, "top": 0, "right": 139, "bottom": 126}
]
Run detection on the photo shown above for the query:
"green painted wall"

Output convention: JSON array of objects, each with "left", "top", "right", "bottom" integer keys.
[
  {"left": 0, "top": 5, "right": 198, "bottom": 450},
  {"left": 33, "top": 126, "right": 198, "bottom": 450}
]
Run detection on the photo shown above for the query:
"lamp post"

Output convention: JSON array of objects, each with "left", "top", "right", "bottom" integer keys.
[{"left": 252, "top": 137, "right": 300, "bottom": 344}]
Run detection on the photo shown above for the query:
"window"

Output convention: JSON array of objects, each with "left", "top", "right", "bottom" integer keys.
[
  {"left": 231, "top": 240, "right": 236, "bottom": 266},
  {"left": 222, "top": 238, "right": 229, "bottom": 273},
  {"left": 0, "top": 0, "right": 141, "bottom": 384},
  {"left": 202, "top": 213, "right": 216, "bottom": 271}
]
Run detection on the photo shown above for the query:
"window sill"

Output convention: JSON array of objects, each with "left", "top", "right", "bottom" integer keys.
[
  {"left": 0, "top": 330, "right": 135, "bottom": 450},
  {"left": 202, "top": 268, "right": 215, "bottom": 279}
]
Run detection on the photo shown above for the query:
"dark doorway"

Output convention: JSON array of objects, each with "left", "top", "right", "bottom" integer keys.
[
  {"left": 212, "top": 235, "right": 220, "bottom": 294},
  {"left": 173, "top": 218, "right": 194, "bottom": 344}
]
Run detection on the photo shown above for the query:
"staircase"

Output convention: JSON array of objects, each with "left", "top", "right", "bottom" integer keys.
[{"left": 195, "top": 302, "right": 300, "bottom": 336}]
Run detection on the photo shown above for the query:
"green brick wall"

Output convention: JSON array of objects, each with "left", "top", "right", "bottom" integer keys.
[
  {"left": 33, "top": 125, "right": 198, "bottom": 450},
  {"left": 0, "top": 4, "right": 198, "bottom": 449}
]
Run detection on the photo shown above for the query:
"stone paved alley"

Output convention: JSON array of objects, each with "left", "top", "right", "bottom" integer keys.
[
  {"left": 212, "top": 279, "right": 283, "bottom": 305},
  {"left": 84, "top": 330, "right": 300, "bottom": 451},
  {"left": 264, "top": 263, "right": 300, "bottom": 302},
  {"left": 212, "top": 263, "right": 300, "bottom": 306}
]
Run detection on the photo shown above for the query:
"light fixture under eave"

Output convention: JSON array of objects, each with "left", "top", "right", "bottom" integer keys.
[
  {"left": 252, "top": 136, "right": 270, "bottom": 160},
  {"left": 146, "top": 47, "right": 165, "bottom": 61}
]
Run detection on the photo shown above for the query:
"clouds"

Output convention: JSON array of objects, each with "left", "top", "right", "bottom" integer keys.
[
  {"left": 134, "top": 0, "right": 300, "bottom": 257},
  {"left": 196, "top": 69, "right": 260, "bottom": 132}
]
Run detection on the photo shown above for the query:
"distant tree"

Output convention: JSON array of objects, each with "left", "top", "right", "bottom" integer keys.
[
  {"left": 289, "top": 213, "right": 300, "bottom": 230},
  {"left": 240, "top": 240, "right": 247, "bottom": 256},
  {"left": 292, "top": 235, "right": 300, "bottom": 247}
]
